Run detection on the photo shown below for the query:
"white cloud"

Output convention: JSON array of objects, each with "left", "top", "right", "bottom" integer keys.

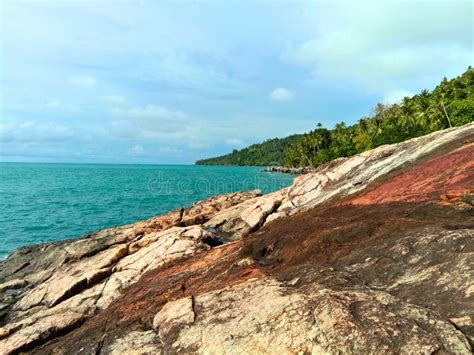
[
  {"left": 128, "top": 144, "right": 145, "bottom": 156},
  {"left": 0, "top": 120, "right": 75, "bottom": 143},
  {"left": 187, "top": 139, "right": 211, "bottom": 149},
  {"left": 111, "top": 104, "right": 189, "bottom": 140},
  {"left": 382, "top": 89, "right": 414, "bottom": 105},
  {"left": 269, "top": 88, "right": 295, "bottom": 102},
  {"left": 225, "top": 138, "right": 244, "bottom": 146},
  {"left": 116, "top": 104, "right": 186, "bottom": 121},
  {"left": 287, "top": 1, "right": 472, "bottom": 91},
  {"left": 107, "top": 104, "right": 212, "bottom": 150},
  {"left": 45, "top": 98, "right": 80, "bottom": 113},
  {"left": 108, "top": 120, "right": 140, "bottom": 139},
  {"left": 159, "top": 147, "right": 183, "bottom": 156},
  {"left": 101, "top": 95, "right": 126, "bottom": 105},
  {"left": 70, "top": 75, "right": 96, "bottom": 87},
  {"left": 45, "top": 98, "right": 62, "bottom": 108},
  {"left": 4, "top": 1, "right": 470, "bottom": 164}
]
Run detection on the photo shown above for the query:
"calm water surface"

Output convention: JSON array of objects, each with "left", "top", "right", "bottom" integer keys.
[{"left": 0, "top": 163, "right": 294, "bottom": 259}]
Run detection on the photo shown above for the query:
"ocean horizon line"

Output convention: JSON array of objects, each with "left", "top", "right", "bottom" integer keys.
[{"left": 0, "top": 161, "right": 278, "bottom": 168}]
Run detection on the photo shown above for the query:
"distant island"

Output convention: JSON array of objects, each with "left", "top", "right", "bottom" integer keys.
[{"left": 196, "top": 68, "right": 474, "bottom": 168}]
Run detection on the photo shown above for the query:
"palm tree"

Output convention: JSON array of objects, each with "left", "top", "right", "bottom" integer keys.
[
  {"left": 439, "top": 93, "right": 452, "bottom": 128},
  {"left": 400, "top": 96, "right": 415, "bottom": 128},
  {"left": 415, "top": 90, "right": 432, "bottom": 132}
]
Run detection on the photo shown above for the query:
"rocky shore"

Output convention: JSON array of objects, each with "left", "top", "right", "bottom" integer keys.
[
  {"left": 0, "top": 123, "right": 473, "bottom": 354},
  {"left": 263, "top": 166, "right": 315, "bottom": 174}
]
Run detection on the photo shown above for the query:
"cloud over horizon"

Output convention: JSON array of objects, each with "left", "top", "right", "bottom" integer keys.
[
  {"left": 269, "top": 88, "right": 295, "bottom": 102},
  {"left": 1, "top": 0, "right": 471, "bottom": 163},
  {"left": 69, "top": 76, "right": 97, "bottom": 88}
]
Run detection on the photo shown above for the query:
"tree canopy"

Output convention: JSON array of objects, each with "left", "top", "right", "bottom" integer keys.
[
  {"left": 195, "top": 135, "right": 302, "bottom": 166},
  {"left": 196, "top": 68, "right": 474, "bottom": 167}
]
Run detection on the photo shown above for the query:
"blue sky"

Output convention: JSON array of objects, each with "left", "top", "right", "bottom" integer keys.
[{"left": 0, "top": 0, "right": 472, "bottom": 164}]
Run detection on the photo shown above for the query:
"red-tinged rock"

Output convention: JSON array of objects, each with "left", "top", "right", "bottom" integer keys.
[
  {"left": 348, "top": 144, "right": 474, "bottom": 206},
  {"left": 1, "top": 124, "right": 474, "bottom": 354}
]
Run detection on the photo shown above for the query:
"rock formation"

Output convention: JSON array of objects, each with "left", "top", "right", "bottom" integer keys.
[
  {"left": 0, "top": 123, "right": 473, "bottom": 354},
  {"left": 263, "top": 166, "right": 315, "bottom": 174}
]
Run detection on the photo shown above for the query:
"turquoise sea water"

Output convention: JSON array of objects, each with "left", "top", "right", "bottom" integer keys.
[{"left": 0, "top": 163, "right": 294, "bottom": 259}]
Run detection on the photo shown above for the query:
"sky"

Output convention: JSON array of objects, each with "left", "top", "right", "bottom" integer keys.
[{"left": 0, "top": 0, "right": 472, "bottom": 164}]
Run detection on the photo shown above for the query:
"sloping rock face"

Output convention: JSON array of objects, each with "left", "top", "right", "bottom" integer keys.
[
  {"left": 0, "top": 123, "right": 473, "bottom": 354},
  {"left": 0, "top": 191, "right": 261, "bottom": 353}
]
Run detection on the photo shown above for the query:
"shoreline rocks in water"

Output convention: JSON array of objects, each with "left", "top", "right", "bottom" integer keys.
[
  {"left": 0, "top": 123, "right": 473, "bottom": 354},
  {"left": 263, "top": 166, "right": 315, "bottom": 174}
]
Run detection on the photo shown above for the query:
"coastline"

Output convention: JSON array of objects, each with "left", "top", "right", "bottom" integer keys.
[
  {"left": 263, "top": 166, "right": 316, "bottom": 174},
  {"left": 0, "top": 165, "right": 294, "bottom": 260},
  {"left": 2, "top": 122, "right": 473, "bottom": 271},
  {"left": 0, "top": 123, "right": 473, "bottom": 353}
]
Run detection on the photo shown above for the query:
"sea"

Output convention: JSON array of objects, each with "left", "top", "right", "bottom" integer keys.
[{"left": 0, "top": 163, "right": 294, "bottom": 259}]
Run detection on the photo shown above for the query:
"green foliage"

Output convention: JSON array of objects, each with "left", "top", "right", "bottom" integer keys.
[
  {"left": 195, "top": 135, "right": 302, "bottom": 166},
  {"left": 283, "top": 67, "right": 474, "bottom": 167},
  {"left": 196, "top": 68, "right": 474, "bottom": 167}
]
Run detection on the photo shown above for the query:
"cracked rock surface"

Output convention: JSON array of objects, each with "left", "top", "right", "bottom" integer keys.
[
  {"left": 153, "top": 278, "right": 470, "bottom": 354},
  {"left": 0, "top": 123, "right": 473, "bottom": 354}
]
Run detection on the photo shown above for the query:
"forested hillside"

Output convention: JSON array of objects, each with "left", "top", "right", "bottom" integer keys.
[
  {"left": 195, "top": 134, "right": 302, "bottom": 166},
  {"left": 284, "top": 68, "right": 474, "bottom": 167},
  {"left": 196, "top": 68, "right": 473, "bottom": 167}
]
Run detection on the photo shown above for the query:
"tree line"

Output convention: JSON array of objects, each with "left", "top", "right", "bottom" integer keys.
[
  {"left": 196, "top": 68, "right": 473, "bottom": 167},
  {"left": 285, "top": 67, "right": 473, "bottom": 167},
  {"left": 195, "top": 134, "right": 302, "bottom": 166}
]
